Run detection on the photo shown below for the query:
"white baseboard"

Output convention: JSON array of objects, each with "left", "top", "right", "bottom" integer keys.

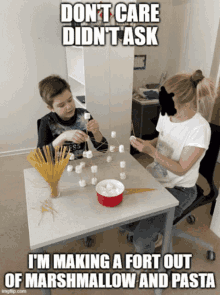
[{"left": 0, "top": 147, "right": 34, "bottom": 158}]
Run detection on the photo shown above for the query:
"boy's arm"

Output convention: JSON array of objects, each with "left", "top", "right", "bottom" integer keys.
[
  {"left": 92, "top": 131, "right": 103, "bottom": 143},
  {"left": 86, "top": 118, "right": 108, "bottom": 152},
  {"left": 37, "top": 119, "right": 54, "bottom": 148},
  {"left": 88, "top": 130, "right": 108, "bottom": 152}
]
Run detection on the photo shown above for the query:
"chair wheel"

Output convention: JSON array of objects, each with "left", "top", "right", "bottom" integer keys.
[
  {"left": 127, "top": 233, "right": 133, "bottom": 243},
  {"left": 206, "top": 251, "right": 216, "bottom": 261},
  {"left": 84, "top": 237, "right": 93, "bottom": 247},
  {"left": 187, "top": 215, "right": 196, "bottom": 224}
]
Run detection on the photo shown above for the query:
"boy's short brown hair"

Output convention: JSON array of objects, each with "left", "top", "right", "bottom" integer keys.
[{"left": 38, "top": 75, "right": 71, "bottom": 107}]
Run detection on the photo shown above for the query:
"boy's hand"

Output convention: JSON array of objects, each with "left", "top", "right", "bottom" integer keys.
[
  {"left": 64, "top": 130, "right": 88, "bottom": 144},
  {"left": 130, "top": 137, "right": 155, "bottom": 157},
  {"left": 87, "top": 119, "right": 100, "bottom": 134}
]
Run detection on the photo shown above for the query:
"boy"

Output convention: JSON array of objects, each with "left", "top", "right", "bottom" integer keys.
[{"left": 37, "top": 75, "right": 108, "bottom": 157}]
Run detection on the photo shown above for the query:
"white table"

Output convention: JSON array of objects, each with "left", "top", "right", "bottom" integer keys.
[{"left": 24, "top": 151, "right": 179, "bottom": 295}]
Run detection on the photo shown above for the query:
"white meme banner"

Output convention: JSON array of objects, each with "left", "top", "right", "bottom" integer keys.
[
  {"left": 61, "top": 3, "right": 160, "bottom": 46},
  {"left": 4, "top": 253, "right": 216, "bottom": 290}
]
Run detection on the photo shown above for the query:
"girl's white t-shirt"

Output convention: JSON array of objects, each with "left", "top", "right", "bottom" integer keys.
[{"left": 147, "top": 112, "right": 211, "bottom": 188}]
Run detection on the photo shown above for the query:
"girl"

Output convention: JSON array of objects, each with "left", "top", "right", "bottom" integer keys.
[{"left": 125, "top": 69, "right": 217, "bottom": 254}]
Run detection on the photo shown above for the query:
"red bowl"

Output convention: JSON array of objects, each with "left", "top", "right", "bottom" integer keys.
[{"left": 96, "top": 179, "right": 125, "bottom": 207}]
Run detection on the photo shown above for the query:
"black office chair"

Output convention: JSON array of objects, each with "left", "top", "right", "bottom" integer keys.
[
  {"left": 127, "top": 123, "right": 220, "bottom": 261},
  {"left": 170, "top": 123, "right": 220, "bottom": 261}
]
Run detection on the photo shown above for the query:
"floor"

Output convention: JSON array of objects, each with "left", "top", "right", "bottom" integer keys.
[{"left": 0, "top": 152, "right": 220, "bottom": 295}]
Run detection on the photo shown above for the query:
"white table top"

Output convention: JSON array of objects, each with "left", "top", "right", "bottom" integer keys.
[{"left": 24, "top": 151, "right": 179, "bottom": 250}]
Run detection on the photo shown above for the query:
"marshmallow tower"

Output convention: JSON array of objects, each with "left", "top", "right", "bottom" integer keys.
[
  {"left": 91, "top": 177, "right": 98, "bottom": 185},
  {"left": 119, "top": 145, "right": 124, "bottom": 153},
  {"left": 120, "top": 161, "right": 126, "bottom": 179},
  {"left": 120, "top": 172, "right": 126, "bottom": 180},
  {"left": 111, "top": 131, "right": 116, "bottom": 138},
  {"left": 80, "top": 161, "right": 86, "bottom": 168},
  {"left": 110, "top": 145, "right": 115, "bottom": 153},
  {"left": 83, "top": 151, "right": 87, "bottom": 158},
  {"left": 107, "top": 156, "right": 112, "bottom": 163},
  {"left": 67, "top": 165, "right": 73, "bottom": 172},
  {"left": 91, "top": 165, "right": 98, "bottom": 185},
  {"left": 75, "top": 165, "right": 86, "bottom": 187},
  {"left": 75, "top": 165, "right": 82, "bottom": 174},
  {"left": 69, "top": 153, "right": 75, "bottom": 161},
  {"left": 79, "top": 179, "right": 86, "bottom": 187},
  {"left": 120, "top": 161, "right": 126, "bottom": 168},
  {"left": 87, "top": 151, "right": 93, "bottom": 158},
  {"left": 91, "top": 165, "right": 98, "bottom": 173}
]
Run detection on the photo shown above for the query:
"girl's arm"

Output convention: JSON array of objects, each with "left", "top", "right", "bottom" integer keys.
[
  {"left": 131, "top": 138, "right": 205, "bottom": 176},
  {"left": 149, "top": 137, "right": 158, "bottom": 147},
  {"left": 154, "top": 146, "right": 205, "bottom": 176}
]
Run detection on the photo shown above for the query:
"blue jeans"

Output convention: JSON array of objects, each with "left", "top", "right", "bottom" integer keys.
[{"left": 120, "top": 185, "right": 197, "bottom": 253}]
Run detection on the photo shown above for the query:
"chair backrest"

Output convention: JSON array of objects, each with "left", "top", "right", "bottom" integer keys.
[
  {"left": 174, "top": 123, "right": 220, "bottom": 225},
  {"left": 199, "top": 123, "right": 220, "bottom": 184}
]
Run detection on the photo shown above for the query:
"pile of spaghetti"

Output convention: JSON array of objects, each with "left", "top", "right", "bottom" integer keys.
[{"left": 27, "top": 145, "right": 70, "bottom": 197}]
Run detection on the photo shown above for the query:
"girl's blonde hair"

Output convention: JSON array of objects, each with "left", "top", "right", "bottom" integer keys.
[{"left": 163, "top": 70, "right": 217, "bottom": 121}]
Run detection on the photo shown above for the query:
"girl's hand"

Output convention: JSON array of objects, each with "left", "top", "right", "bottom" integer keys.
[
  {"left": 87, "top": 119, "right": 100, "bottom": 134},
  {"left": 64, "top": 130, "right": 88, "bottom": 144},
  {"left": 130, "top": 137, "right": 155, "bottom": 157}
]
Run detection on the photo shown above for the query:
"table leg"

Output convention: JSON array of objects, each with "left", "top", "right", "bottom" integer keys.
[
  {"left": 154, "top": 207, "right": 175, "bottom": 295},
  {"left": 34, "top": 247, "right": 51, "bottom": 295}
]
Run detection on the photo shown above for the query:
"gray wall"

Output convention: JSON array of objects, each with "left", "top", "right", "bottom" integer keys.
[{"left": 0, "top": 1, "right": 67, "bottom": 155}]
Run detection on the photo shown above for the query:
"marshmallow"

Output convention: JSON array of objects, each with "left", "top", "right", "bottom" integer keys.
[
  {"left": 83, "top": 151, "right": 88, "bottom": 158},
  {"left": 115, "top": 188, "right": 121, "bottom": 195},
  {"left": 110, "top": 145, "right": 115, "bottom": 152},
  {"left": 75, "top": 165, "right": 82, "bottom": 174},
  {"left": 67, "top": 165, "right": 73, "bottom": 172},
  {"left": 91, "top": 177, "right": 98, "bottom": 185},
  {"left": 119, "top": 145, "right": 125, "bottom": 153},
  {"left": 120, "top": 161, "right": 126, "bottom": 168},
  {"left": 110, "top": 189, "right": 117, "bottom": 196},
  {"left": 87, "top": 151, "right": 93, "bottom": 158},
  {"left": 111, "top": 131, "right": 116, "bottom": 138},
  {"left": 120, "top": 172, "right": 126, "bottom": 179},
  {"left": 84, "top": 113, "right": 90, "bottom": 120},
  {"left": 91, "top": 165, "right": 98, "bottom": 173},
  {"left": 106, "top": 183, "right": 114, "bottom": 191},
  {"left": 69, "top": 153, "right": 75, "bottom": 161},
  {"left": 130, "top": 135, "right": 136, "bottom": 142},
  {"left": 79, "top": 179, "right": 86, "bottom": 187},
  {"left": 80, "top": 161, "right": 86, "bottom": 168},
  {"left": 106, "top": 156, "right": 112, "bottom": 163},
  {"left": 100, "top": 188, "right": 108, "bottom": 196}
]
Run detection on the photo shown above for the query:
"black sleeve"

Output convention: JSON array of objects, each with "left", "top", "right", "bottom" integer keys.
[{"left": 37, "top": 119, "right": 54, "bottom": 151}]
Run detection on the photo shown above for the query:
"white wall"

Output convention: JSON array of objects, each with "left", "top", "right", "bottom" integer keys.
[
  {"left": 133, "top": 0, "right": 173, "bottom": 90},
  {"left": 0, "top": 1, "right": 67, "bottom": 154},
  {"left": 133, "top": 0, "right": 220, "bottom": 90},
  {"left": 165, "top": 0, "right": 220, "bottom": 77}
]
